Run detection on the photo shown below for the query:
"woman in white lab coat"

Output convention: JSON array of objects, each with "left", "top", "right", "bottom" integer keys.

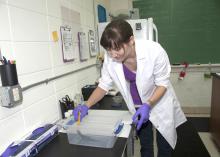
[{"left": 73, "top": 19, "right": 187, "bottom": 157}]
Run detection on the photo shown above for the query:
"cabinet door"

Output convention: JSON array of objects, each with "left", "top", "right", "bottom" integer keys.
[{"left": 210, "top": 76, "right": 220, "bottom": 147}]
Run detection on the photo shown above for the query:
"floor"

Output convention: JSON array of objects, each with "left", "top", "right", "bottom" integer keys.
[
  {"left": 199, "top": 132, "right": 220, "bottom": 157},
  {"left": 133, "top": 114, "right": 220, "bottom": 157}
]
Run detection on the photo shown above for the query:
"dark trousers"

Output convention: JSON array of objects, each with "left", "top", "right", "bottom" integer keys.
[{"left": 137, "top": 121, "right": 172, "bottom": 157}]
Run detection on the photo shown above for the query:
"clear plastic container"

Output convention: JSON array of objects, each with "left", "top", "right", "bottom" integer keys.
[{"left": 66, "top": 121, "right": 117, "bottom": 148}]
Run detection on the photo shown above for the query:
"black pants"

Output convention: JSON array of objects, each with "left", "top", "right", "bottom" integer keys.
[{"left": 137, "top": 121, "right": 172, "bottom": 157}]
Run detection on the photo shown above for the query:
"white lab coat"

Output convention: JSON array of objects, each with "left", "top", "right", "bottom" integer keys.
[{"left": 98, "top": 40, "right": 187, "bottom": 149}]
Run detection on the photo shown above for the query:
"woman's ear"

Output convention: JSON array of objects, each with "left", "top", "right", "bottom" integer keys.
[{"left": 129, "top": 36, "right": 135, "bottom": 46}]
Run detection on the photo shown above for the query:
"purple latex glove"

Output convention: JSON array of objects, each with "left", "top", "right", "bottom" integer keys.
[
  {"left": 132, "top": 103, "right": 151, "bottom": 130},
  {"left": 73, "top": 104, "right": 89, "bottom": 121},
  {"left": 1, "top": 142, "right": 18, "bottom": 157}
]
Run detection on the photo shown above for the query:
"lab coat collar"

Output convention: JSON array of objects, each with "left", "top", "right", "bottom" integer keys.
[
  {"left": 135, "top": 40, "right": 146, "bottom": 60},
  {"left": 135, "top": 41, "right": 147, "bottom": 82}
]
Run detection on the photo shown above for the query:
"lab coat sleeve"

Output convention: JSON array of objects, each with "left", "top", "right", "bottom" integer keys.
[
  {"left": 153, "top": 44, "right": 171, "bottom": 88},
  {"left": 98, "top": 55, "right": 113, "bottom": 91}
]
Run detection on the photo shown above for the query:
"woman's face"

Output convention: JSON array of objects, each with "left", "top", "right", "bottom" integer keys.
[
  {"left": 107, "top": 37, "right": 135, "bottom": 62},
  {"left": 107, "top": 47, "right": 126, "bottom": 62}
]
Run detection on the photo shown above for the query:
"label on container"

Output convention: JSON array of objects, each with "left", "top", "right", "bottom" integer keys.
[{"left": 12, "top": 87, "right": 20, "bottom": 101}]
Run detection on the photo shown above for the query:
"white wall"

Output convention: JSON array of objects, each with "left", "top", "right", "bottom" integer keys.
[
  {"left": 170, "top": 65, "right": 220, "bottom": 113},
  {"left": 109, "top": 0, "right": 132, "bottom": 13},
  {"left": 0, "top": 0, "right": 100, "bottom": 153}
]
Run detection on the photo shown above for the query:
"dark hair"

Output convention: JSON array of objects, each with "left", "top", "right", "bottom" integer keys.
[{"left": 100, "top": 19, "right": 133, "bottom": 50}]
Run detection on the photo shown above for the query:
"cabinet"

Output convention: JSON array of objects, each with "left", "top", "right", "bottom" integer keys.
[{"left": 210, "top": 73, "right": 220, "bottom": 147}]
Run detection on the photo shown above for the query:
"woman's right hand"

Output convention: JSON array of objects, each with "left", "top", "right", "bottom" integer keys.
[{"left": 73, "top": 104, "right": 89, "bottom": 121}]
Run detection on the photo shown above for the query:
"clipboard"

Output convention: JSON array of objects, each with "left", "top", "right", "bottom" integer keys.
[
  {"left": 78, "top": 32, "right": 90, "bottom": 61},
  {"left": 88, "top": 30, "right": 97, "bottom": 57},
  {"left": 60, "top": 26, "right": 75, "bottom": 62}
]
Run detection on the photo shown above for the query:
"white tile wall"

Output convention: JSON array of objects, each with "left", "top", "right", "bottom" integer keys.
[
  {"left": 170, "top": 69, "right": 213, "bottom": 107},
  {"left": 13, "top": 42, "right": 52, "bottom": 74},
  {"left": 56, "top": 84, "right": 78, "bottom": 100},
  {"left": 71, "top": 0, "right": 82, "bottom": 7},
  {"left": 0, "top": 0, "right": 99, "bottom": 154},
  {"left": 0, "top": 42, "right": 13, "bottom": 59},
  {"left": 0, "top": 112, "right": 25, "bottom": 152},
  {"left": 54, "top": 72, "right": 77, "bottom": 91},
  {"left": 81, "top": 11, "right": 87, "bottom": 26},
  {"left": 70, "top": 9, "right": 81, "bottom": 24},
  {"left": 71, "top": 23, "right": 81, "bottom": 41},
  {"left": 8, "top": 0, "right": 47, "bottom": 14},
  {"left": 60, "top": 0, "right": 72, "bottom": 14},
  {"left": 73, "top": 42, "right": 80, "bottom": 60},
  {"left": 23, "top": 95, "right": 58, "bottom": 129},
  {"left": 0, "top": 3, "right": 11, "bottom": 41},
  {"left": 46, "top": 0, "right": 61, "bottom": 18},
  {"left": 71, "top": 2, "right": 83, "bottom": 14},
  {"left": 110, "top": 0, "right": 132, "bottom": 14},
  {"left": 22, "top": 83, "right": 55, "bottom": 108},
  {"left": 9, "top": 6, "right": 49, "bottom": 41},
  {"left": 0, "top": 0, "right": 7, "bottom": 4},
  {"left": 85, "top": 12, "right": 95, "bottom": 28},
  {"left": 61, "top": 6, "right": 81, "bottom": 24},
  {"left": 19, "top": 70, "right": 53, "bottom": 87},
  {"left": 49, "top": 41, "right": 64, "bottom": 67},
  {"left": 171, "top": 66, "right": 220, "bottom": 107},
  {"left": 0, "top": 102, "right": 23, "bottom": 120},
  {"left": 47, "top": 16, "right": 62, "bottom": 42},
  {"left": 83, "top": 0, "right": 94, "bottom": 13},
  {"left": 47, "top": 16, "right": 63, "bottom": 67}
]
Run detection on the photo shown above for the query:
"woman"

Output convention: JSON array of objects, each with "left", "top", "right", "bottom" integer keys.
[{"left": 73, "top": 19, "right": 186, "bottom": 157}]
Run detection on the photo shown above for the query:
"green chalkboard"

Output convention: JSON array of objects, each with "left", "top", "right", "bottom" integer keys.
[{"left": 133, "top": 0, "right": 220, "bottom": 64}]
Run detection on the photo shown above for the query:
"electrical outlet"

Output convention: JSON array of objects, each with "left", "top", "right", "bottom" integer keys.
[{"left": 0, "top": 85, "right": 23, "bottom": 107}]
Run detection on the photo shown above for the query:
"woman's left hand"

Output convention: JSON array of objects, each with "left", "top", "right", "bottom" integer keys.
[{"left": 132, "top": 103, "right": 151, "bottom": 130}]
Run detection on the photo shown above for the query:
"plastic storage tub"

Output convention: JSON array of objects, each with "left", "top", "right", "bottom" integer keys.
[{"left": 67, "top": 121, "right": 118, "bottom": 148}]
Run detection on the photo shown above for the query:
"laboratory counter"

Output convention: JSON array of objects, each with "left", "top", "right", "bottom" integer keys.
[
  {"left": 37, "top": 133, "right": 128, "bottom": 157},
  {"left": 37, "top": 95, "right": 131, "bottom": 157}
]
